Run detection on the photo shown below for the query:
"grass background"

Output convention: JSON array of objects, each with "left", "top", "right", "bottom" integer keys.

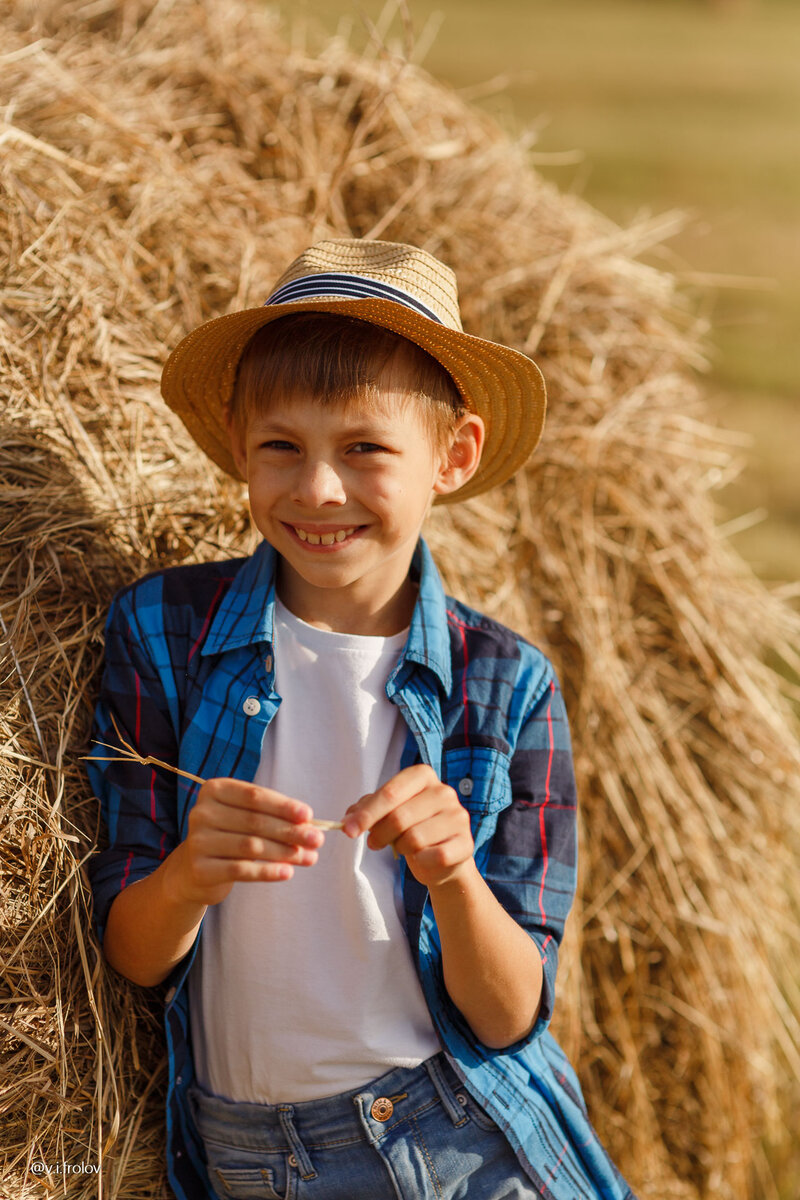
[{"left": 294, "top": 0, "right": 800, "bottom": 584}]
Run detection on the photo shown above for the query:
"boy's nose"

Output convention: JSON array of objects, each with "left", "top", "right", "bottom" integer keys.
[{"left": 291, "top": 460, "right": 347, "bottom": 507}]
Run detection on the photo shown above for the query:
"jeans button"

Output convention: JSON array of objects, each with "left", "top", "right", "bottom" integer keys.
[
  {"left": 288, "top": 1153, "right": 298, "bottom": 1168},
  {"left": 371, "top": 1097, "right": 394, "bottom": 1121}
]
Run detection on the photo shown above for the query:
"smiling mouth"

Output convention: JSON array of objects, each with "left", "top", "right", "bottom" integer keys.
[{"left": 285, "top": 524, "right": 361, "bottom": 546}]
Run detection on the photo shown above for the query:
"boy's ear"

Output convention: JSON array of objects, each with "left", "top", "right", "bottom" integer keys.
[
  {"left": 225, "top": 409, "right": 248, "bottom": 478},
  {"left": 433, "top": 413, "right": 486, "bottom": 498}
]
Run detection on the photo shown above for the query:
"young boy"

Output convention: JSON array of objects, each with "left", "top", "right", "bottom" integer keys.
[{"left": 87, "top": 240, "right": 635, "bottom": 1200}]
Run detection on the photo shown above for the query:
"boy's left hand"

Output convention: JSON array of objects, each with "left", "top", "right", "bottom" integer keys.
[{"left": 342, "top": 764, "right": 474, "bottom": 889}]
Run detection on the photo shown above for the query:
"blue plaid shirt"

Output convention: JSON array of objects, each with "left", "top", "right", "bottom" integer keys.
[{"left": 87, "top": 539, "right": 634, "bottom": 1200}]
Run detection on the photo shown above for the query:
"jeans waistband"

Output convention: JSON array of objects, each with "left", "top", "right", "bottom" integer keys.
[{"left": 189, "top": 1053, "right": 470, "bottom": 1168}]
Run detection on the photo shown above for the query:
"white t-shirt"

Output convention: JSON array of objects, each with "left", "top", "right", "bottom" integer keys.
[{"left": 188, "top": 598, "right": 440, "bottom": 1103}]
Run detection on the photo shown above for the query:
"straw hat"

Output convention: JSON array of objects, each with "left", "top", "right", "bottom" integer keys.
[{"left": 161, "top": 238, "right": 546, "bottom": 503}]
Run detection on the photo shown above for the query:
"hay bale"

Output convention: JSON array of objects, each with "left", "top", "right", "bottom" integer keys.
[{"left": 1, "top": 0, "right": 798, "bottom": 1195}]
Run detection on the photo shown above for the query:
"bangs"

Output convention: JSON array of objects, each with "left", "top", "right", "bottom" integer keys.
[{"left": 229, "top": 312, "right": 465, "bottom": 442}]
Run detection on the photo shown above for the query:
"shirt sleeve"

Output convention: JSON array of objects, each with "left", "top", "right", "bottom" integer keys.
[
  {"left": 85, "top": 582, "right": 183, "bottom": 945},
  {"left": 484, "top": 668, "right": 578, "bottom": 1045}
]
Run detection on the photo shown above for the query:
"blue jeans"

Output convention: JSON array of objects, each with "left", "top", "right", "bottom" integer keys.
[{"left": 188, "top": 1053, "right": 538, "bottom": 1199}]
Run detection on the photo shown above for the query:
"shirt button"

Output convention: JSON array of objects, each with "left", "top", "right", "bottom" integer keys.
[
  {"left": 243, "top": 696, "right": 261, "bottom": 716},
  {"left": 164, "top": 987, "right": 176, "bottom": 1004},
  {"left": 458, "top": 777, "right": 473, "bottom": 796},
  {"left": 371, "top": 1097, "right": 394, "bottom": 1122},
  {"left": 264, "top": 654, "right": 273, "bottom": 672}
]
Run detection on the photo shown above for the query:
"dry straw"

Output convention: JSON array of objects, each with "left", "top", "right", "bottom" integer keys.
[
  {"left": 86, "top": 714, "right": 345, "bottom": 830},
  {"left": 1, "top": 0, "right": 799, "bottom": 1196}
]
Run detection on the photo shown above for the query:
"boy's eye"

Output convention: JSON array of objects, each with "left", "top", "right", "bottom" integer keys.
[
  {"left": 351, "top": 442, "right": 387, "bottom": 454},
  {"left": 262, "top": 439, "right": 297, "bottom": 451}
]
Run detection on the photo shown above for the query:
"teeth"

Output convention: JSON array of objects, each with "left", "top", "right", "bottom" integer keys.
[{"left": 295, "top": 527, "right": 355, "bottom": 545}]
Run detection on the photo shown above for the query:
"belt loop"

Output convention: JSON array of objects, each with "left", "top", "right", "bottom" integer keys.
[
  {"left": 424, "top": 1055, "right": 468, "bottom": 1128},
  {"left": 277, "top": 1105, "right": 317, "bottom": 1179}
]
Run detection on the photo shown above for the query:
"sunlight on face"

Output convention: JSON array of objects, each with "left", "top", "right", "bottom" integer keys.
[{"left": 231, "top": 383, "right": 457, "bottom": 634}]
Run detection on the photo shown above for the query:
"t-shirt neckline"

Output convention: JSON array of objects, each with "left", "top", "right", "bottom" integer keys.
[{"left": 274, "top": 597, "right": 409, "bottom": 653}]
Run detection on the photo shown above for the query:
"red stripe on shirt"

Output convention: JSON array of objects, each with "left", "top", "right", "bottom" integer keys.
[
  {"left": 120, "top": 849, "right": 133, "bottom": 890},
  {"left": 516, "top": 800, "right": 575, "bottom": 811},
  {"left": 187, "top": 579, "right": 226, "bottom": 664},
  {"left": 537, "top": 681, "right": 555, "bottom": 924},
  {"left": 540, "top": 1141, "right": 568, "bottom": 1194},
  {"left": 452, "top": 615, "right": 471, "bottom": 744}
]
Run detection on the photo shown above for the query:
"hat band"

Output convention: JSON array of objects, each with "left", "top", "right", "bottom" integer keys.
[{"left": 264, "top": 272, "right": 445, "bottom": 325}]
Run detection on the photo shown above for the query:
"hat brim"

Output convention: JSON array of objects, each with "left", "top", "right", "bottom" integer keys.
[{"left": 160, "top": 297, "right": 546, "bottom": 504}]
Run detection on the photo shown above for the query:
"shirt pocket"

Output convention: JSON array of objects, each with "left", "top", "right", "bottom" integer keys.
[{"left": 441, "top": 746, "right": 511, "bottom": 859}]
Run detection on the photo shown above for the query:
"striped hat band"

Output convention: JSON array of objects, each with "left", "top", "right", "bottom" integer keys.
[{"left": 265, "top": 273, "right": 445, "bottom": 326}]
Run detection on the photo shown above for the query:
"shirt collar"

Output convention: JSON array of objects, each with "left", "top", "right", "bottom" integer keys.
[
  {"left": 201, "top": 540, "right": 278, "bottom": 656},
  {"left": 200, "top": 537, "right": 453, "bottom": 695},
  {"left": 404, "top": 539, "right": 452, "bottom": 695}
]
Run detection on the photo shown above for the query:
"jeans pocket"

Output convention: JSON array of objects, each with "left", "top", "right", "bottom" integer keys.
[{"left": 209, "top": 1161, "right": 287, "bottom": 1200}]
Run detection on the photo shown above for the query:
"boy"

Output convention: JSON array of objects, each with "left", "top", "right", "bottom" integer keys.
[{"left": 87, "top": 240, "right": 635, "bottom": 1199}]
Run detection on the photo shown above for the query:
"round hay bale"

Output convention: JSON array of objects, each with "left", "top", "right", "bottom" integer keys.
[{"left": 1, "top": 1, "right": 799, "bottom": 1196}]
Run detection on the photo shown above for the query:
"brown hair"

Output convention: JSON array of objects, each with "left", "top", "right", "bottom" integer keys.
[{"left": 229, "top": 312, "right": 466, "bottom": 446}]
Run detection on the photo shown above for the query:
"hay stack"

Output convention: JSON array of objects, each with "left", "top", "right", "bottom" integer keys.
[{"left": 2, "top": 0, "right": 799, "bottom": 1196}]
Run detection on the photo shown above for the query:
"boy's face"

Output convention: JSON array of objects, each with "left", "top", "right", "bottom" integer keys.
[{"left": 229, "top": 378, "right": 483, "bottom": 634}]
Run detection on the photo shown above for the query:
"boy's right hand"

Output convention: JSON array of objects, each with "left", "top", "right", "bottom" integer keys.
[{"left": 170, "top": 778, "right": 324, "bottom": 907}]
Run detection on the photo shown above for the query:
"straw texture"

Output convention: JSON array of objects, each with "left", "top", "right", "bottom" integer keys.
[{"left": 1, "top": 1, "right": 798, "bottom": 1197}]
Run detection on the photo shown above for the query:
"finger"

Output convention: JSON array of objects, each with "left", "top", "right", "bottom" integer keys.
[
  {"left": 370, "top": 808, "right": 468, "bottom": 856},
  {"left": 192, "top": 828, "right": 323, "bottom": 866},
  {"left": 202, "top": 778, "right": 313, "bottom": 825},
  {"left": 196, "top": 806, "right": 326, "bottom": 854},
  {"left": 364, "top": 793, "right": 441, "bottom": 849},
  {"left": 361, "top": 783, "right": 462, "bottom": 847},
  {"left": 342, "top": 765, "right": 439, "bottom": 837},
  {"left": 193, "top": 857, "right": 301, "bottom": 887}
]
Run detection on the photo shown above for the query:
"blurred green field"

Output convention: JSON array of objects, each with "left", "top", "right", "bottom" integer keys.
[{"left": 295, "top": 0, "right": 800, "bottom": 583}]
